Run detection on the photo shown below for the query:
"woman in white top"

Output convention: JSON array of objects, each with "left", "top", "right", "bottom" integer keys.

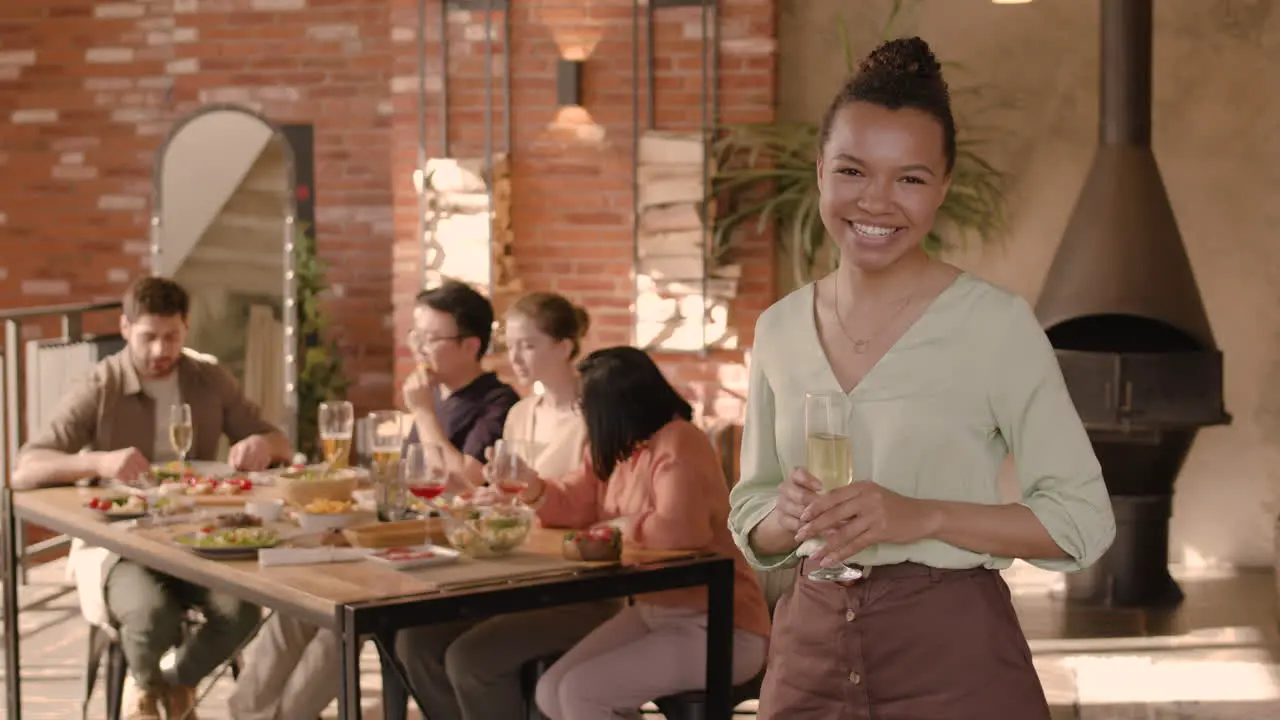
[
  {"left": 499, "top": 292, "right": 590, "bottom": 478},
  {"left": 394, "top": 292, "right": 621, "bottom": 720}
]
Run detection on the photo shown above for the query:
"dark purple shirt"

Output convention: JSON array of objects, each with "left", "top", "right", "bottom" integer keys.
[{"left": 405, "top": 372, "right": 519, "bottom": 462}]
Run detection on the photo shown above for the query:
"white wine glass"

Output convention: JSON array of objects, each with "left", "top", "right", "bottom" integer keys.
[
  {"left": 169, "top": 403, "right": 193, "bottom": 466},
  {"left": 318, "top": 400, "right": 354, "bottom": 468},
  {"left": 802, "top": 391, "right": 863, "bottom": 583}
]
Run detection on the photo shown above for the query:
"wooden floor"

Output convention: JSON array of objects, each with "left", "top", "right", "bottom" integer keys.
[{"left": 3, "top": 559, "right": 1278, "bottom": 719}]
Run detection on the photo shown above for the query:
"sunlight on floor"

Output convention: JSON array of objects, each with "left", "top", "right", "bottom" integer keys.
[{"left": 1069, "top": 653, "right": 1280, "bottom": 704}]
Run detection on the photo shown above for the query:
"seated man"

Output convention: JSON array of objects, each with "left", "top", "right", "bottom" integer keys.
[
  {"left": 13, "top": 277, "right": 292, "bottom": 720},
  {"left": 402, "top": 279, "right": 521, "bottom": 473},
  {"left": 229, "top": 280, "right": 520, "bottom": 720}
]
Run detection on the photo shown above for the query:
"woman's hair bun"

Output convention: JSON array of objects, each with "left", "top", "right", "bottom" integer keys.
[
  {"left": 857, "top": 36, "right": 943, "bottom": 83},
  {"left": 571, "top": 304, "right": 591, "bottom": 339}
]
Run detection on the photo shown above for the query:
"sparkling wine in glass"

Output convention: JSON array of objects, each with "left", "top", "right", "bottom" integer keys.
[
  {"left": 169, "top": 403, "right": 193, "bottom": 466},
  {"left": 803, "top": 391, "right": 863, "bottom": 583},
  {"left": 318, "top": 400, "right": 354, "bottom": 469}
]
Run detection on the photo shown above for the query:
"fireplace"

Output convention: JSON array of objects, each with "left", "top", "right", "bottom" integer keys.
[{"left": 1034, "top": 0, "right": 1229, "bottom": 607}]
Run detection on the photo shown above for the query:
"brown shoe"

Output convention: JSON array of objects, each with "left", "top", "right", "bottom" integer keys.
[
  {"left": 122, "top": 676, "right": 163, "bottom": 720},
  {"left": 164, "top": 684, "right": 200, "bottom": 720}
]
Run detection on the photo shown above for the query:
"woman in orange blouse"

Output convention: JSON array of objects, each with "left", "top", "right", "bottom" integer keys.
[{"left": 511, "top": 346, "right": 771, "bottom": 719}]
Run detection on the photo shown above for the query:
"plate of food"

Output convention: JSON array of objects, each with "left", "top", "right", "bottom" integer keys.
[
  {"left": 85, "top": 494, "right": 149, "bottom": 520},
  {"left": 367, "top": 544, "right": 461, "bottom": 571},
  {"left": 147, "top": 463, "right": 255, "bottom": 499},
  {"left": 173, "top": 526, "right": 280, "bottom": 559}
]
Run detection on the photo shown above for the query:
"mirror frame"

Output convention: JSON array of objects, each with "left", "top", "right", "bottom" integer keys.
[{"left": 148, "top": 103, "right": 299, "bottom": 447}]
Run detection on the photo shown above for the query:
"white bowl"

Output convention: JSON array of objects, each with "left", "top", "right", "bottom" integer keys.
[
  {"left": 245, "top": 499, "right": 284, "bottom": 522},
  {"left": 296, "top": 511, "right": 360, "bottom": 533}
]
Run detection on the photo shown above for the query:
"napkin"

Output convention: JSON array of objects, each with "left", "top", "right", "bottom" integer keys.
[{"left": 258, "top": 547, "right": 377, "bottom": 567}]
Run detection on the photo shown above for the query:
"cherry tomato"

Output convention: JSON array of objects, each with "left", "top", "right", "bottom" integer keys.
[{"left": 236, "top": 477, "right": 253, "bottom": 492}]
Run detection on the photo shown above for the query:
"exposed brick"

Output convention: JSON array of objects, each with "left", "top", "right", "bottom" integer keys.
[
  {"left": 94, "top": 3, "right": 146, "bottom": 19},
  {"left": 250, "top": 0, "right": 306, "bottom": 10},
  {"left": 0, "top": 50, "right": 36, "bottom": 66},
  {"left": 11, "top": 109, "right": 58, "bottom": 124},
  {"left": 86, "top": 47, "right": 137, "bottom": 64},
  {"left": 22, "top": 280, "right": 71, "bottom": 296}
]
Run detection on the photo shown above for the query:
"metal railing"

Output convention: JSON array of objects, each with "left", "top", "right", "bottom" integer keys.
[
  {"left": 1, "top": 300, "right": 122, "bottom": 718},
  {"left": 1, "top": 301, "right": 122, "bottom": 577}
]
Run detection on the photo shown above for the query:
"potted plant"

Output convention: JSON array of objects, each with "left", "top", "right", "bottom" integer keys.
[
  {"left": 711, "top": 1, "right": 1009, "bottom": 288},
  {"left": 293, "top": 223, "right": 350, "bottom": 461}
]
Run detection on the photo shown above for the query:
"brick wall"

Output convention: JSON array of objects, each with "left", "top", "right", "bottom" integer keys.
[
  {"left": 1, "top": 0, "right": 777, "bottom": 426},
  {"left": 0, "top": 0, "right": 395, "bottom": 413},
  {"left": 387, "top": 0, "right": 777, "bottom": 423}
]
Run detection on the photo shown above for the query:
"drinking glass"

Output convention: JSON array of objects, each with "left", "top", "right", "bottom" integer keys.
[
  {"left": 488, "top": 439, "right": 528, "bottom": 501},
  {"left": 369, "top": 410, "right": 406, "bottom": 521},
  {"left": 169, "top": 403, "right": 193, "bottom": 466},
  {"left": 403, "top": 443, "right": 446, "bottom": 504},
  {"left": 801, "top": 391, "right": 863, "bottom": 583},
  {"left": 318, "top": 401, "right": 354, "bottom": 468}
]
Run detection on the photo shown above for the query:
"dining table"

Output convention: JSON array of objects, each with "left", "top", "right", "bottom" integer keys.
[{"left": 0, "top": 472, "right": 737, "bottom": 719}]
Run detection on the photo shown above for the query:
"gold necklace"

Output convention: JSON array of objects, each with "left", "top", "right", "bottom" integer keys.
[{"left": 833, "top": 272, "right": 918, "bottom": 354}]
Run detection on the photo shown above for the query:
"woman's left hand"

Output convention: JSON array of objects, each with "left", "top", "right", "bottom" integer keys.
[{"left": 795, "top": 481, "right": 942, "bottom": 567}]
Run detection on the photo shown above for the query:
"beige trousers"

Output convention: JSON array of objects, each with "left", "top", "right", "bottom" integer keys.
[{"left": 226, "top": 613, "right": 340, "bottom": 720}]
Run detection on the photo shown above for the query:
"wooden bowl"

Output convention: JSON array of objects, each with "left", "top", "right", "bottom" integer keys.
[
  {"left": 342, "top": 518, "right": 447, "bottom": 549},
  {"left": 277, "top": 467, "right": 361, "bottom": 507}
]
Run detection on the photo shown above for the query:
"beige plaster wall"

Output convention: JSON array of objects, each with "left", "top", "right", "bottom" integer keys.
[{"left": 779, "top": 0, "right": 1280, "bottom": 568}]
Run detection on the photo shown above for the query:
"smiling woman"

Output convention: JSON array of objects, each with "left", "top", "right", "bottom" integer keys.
[{"left": 728, "top": 36, "right": 1115, "bottom": 720}]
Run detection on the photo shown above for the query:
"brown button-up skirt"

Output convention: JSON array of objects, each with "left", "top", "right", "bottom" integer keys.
[{"left": 758, "top": 558, "right": 1050, "bottom": 720}]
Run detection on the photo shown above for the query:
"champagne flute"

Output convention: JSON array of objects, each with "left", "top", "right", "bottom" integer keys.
[
  {"left": 802, "top": 391, "right": 863, "bottom": 583},
  {"left": 169, "top": 403, "right": 193, "bottom": 467},
  {"left": 318, "top": 400, "right": 354, "bottom": 469}
]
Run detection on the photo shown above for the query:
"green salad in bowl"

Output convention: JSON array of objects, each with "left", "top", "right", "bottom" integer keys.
[{"left": 441, "top": 503, "right": 534, "bottom": 558}]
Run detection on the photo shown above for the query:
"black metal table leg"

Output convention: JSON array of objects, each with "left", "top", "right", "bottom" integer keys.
[
  {"left": 338, "top": 607, "right": 361, "bottom": 719},
  {"left": 3, "top": 487, "right": 23, "bottom": 719},
  {"left": 704, "top": 560, "right": 734, "bottom": 720}
]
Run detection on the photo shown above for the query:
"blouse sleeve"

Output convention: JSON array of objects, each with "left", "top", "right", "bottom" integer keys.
[
  {"left": 990, "top": 297, "right": 1116, "bottom": 573},
  {"left": 535, "top": 448, "right": 602, "bottom": 530},
  {"left": 728, "top": 327, "right": 801, "bottom": 571}
]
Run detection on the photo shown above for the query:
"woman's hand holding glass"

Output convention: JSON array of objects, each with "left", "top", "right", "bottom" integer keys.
[{"left": 796, "top": 481, "right": 942, "bottom": 568}]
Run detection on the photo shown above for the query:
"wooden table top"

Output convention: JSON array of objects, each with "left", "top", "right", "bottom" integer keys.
[{"left": 13, "top": 485, "right": 697, "bottom": 628}]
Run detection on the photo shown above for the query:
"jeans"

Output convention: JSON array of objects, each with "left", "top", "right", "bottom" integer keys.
[{"left": 104, "top": 560, "right": 262, "bottom": 689}]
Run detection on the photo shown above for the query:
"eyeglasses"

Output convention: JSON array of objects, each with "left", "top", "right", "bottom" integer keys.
[{"left": 407, "top": 329, "right": 465, "bottom": 350}]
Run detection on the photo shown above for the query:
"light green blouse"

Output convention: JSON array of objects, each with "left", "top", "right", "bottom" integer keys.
[{"left": 727, "top": 273, "right": 1116, "bottom": 574}]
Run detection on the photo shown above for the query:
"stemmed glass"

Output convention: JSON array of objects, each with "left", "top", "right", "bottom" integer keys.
[
  {"left": 318, "top": 401, "right": 354, "bottom": 469},
  {"left": 169, "top": 403, "right": 193, "bottom": 467},
  {"left": 800, "top": 391, "right": 864, "bottom": 583},
  {"left": 403, "top": 443, "right": 447, "bottom": 504},
  {"left": 488, "top": 439, "right": 528, "bottom": 502}
]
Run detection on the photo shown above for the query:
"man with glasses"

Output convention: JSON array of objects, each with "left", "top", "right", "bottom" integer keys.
[
  {"left": 403, "top": 279, "right": 520, "bottom": 474},
  {"left": 229, "top": 280, "right": 519, "bottom": 720}
]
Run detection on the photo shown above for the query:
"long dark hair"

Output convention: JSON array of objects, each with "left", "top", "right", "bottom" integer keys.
[{"left": 577, "top": 346, "right": 693, "bottom": 480}]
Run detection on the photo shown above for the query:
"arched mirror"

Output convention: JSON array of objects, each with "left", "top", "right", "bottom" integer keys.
[{"left": 149, "top": 104, "right": 298, "bottom": 446}]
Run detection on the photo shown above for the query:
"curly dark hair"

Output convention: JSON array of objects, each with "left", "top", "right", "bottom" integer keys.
[{"left": 818, "top": 36, "right": 956, "bottom": 173}]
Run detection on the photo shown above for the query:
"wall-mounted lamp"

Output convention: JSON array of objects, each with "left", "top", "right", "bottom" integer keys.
[{"left": 556, "top": 57, "right": 584, "bottom": 107}]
